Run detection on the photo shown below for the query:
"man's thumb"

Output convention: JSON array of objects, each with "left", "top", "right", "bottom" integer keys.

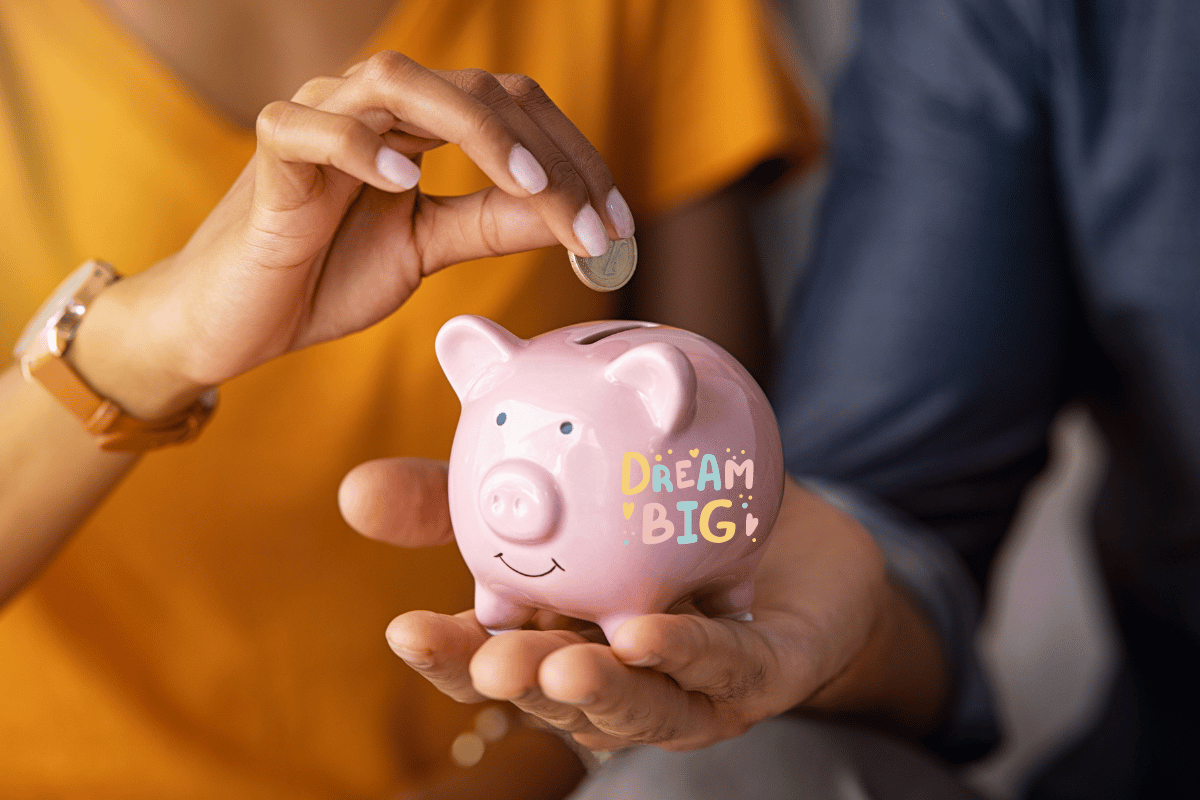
[{"left": 339, "top": 457, "right": 454, "bottom": 548}]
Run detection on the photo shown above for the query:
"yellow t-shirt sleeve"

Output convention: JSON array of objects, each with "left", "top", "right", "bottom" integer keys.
[{"left": 612, "top": 0, "right": 821, "bottom": 217}]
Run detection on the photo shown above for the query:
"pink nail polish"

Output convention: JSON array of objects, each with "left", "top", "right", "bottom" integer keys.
[
  {"left": 376, "top": 147, "right": 420, "bottom": 189},
  {"left": 574, "top": 205, "right": 609, "bottom": 257},
  {"left": 606, "top": 187, "right": 635, "bottom": 239},
  {"left": 509, "top": 145, "right": 548, "bottom": 194}
]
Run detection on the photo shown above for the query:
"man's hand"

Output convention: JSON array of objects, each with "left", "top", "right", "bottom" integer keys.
[{"left": 341, "top": 460, "right": 950, "bottom": 751}]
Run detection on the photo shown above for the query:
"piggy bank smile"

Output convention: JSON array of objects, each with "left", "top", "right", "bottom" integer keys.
[{"left": 495, "top": 552, "right": 565, "bottom": 578}]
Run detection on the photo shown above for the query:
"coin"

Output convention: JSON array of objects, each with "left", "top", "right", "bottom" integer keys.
[{"left": 568, "top": 236, "right": 637, "bottom": 291}]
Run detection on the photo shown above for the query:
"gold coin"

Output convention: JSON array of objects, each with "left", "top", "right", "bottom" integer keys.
[{"left": 568, "top": 236, "right": 637, "bottom": 291}]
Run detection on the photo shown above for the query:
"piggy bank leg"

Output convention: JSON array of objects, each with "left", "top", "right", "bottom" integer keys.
[
  {"left": 706, "top": 579, "right": 756, "bottom": 623},
  {"left": 474, "top": 584, "right": 535, "bottom": 635}
]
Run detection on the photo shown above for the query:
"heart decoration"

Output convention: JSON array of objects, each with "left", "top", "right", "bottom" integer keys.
[
  {"left": 745, "top": 513, "right": 759, "bottom": 536},
  {"left": 689, "top": 448, "right": 699, "bottom": 458},
  {"left": 623, "top": 502, "right": 635, "bottom": 519}
]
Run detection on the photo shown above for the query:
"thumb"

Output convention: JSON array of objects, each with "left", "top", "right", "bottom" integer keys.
[
  {"left": 417, "top": 188, "right": 557, "bottom": 275},
  {"left": 339, "top": 457, "right": 455, "bottom": 547}
]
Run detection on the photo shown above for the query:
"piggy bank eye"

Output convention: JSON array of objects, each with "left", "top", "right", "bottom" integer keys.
[
  {"left": 559, "top": 422, "right": 573, "bottom": 434},
  {"left": 496, "top": 412, "right": 507, "bottom": 426}
]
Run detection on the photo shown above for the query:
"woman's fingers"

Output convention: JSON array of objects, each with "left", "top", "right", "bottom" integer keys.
[
  {"left": 256, "top": 100, "right": 419, "bottom": 190},
  {"left": 291, "top": 75, "right": 344, "bottom": 107},
  {"left": 244, "top": 103, "right": 416, "bottom": 308},
  {"left": 496, "top": 73, "right": 635, "bottom": 240},
  {"left": 339, "top": 458, "right": 454, "bottom": 548},
  {"left": 295, "top": 72, "right": 451, "bottom": 154},
  {"left": 386, "top": 610, "right": 490, "bottom": 704},
  {"left": 259, "top": 53, "right": 630, "bottom": 267},
  {"left": 322, "top": 53, "right": 554, "bottom": 192},
  {"left": 413, "top": 187, "right": 557, "bottom": 273},
  {"left": 319, "top": 52, "right": 618, "bottom": 260},
  {"left": 438, "top": 68, "right": 613, "bottom": 258}
]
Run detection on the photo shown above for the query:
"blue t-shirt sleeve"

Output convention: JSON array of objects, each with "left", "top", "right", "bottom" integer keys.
[{"left": 773, "top": 0, "right": 1072, "bottom": 762}]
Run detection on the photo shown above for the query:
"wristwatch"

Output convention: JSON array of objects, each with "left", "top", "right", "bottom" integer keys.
[{"left": 13, "top": 259, "right": 217, "bottom": 452}]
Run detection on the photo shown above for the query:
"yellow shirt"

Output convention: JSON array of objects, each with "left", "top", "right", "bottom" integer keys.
[{"left": 0, "top": 0, "right": 816, "bottom": 796}]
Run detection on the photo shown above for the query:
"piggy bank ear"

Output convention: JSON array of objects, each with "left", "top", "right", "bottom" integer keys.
[
  {"left": 435, "top": 315, "right": 522, "bottom": 400},
  {"left": 604, "top": 343, "right": 697, "bottom": 435}
]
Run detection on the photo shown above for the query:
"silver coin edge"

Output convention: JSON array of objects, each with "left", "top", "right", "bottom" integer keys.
[{"left": 567, "top": 237, "right": 637, "bottom": 292}]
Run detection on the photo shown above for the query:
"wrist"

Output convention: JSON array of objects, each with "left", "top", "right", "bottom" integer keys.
[
  {"left": 68, "top": 267, "right": 211, "bottom": 420},
  {"left": 807, "top": 576, "right": 950, "bottom": 736},
  {"left": 778, "top": 480, "right": 951, "bottom": 736}
]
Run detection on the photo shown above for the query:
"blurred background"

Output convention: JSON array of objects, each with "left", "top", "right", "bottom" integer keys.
[{"left": 755, "top": 2, "right": 1119, "bottom": 797}]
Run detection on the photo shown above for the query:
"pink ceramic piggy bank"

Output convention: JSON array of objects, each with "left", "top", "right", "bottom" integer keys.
[{"left": 436, "top": 315, "right": 784, "bottom": 641}]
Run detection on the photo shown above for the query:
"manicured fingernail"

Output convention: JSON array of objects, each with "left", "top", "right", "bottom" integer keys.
[
  {"left": 376, "top": 147, "right": 420, "bottom": 189},
  {"left": 509, "top": 144, "right": 548, "bottom": 194},
  {"left": 574, "top": 205, "right": 609, "bottom": 257},
  {"left": 606, "top": 187, "right": 635, "bottom": 239}
]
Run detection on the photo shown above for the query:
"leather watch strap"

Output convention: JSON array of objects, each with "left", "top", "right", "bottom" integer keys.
[
  {"left": 32, "top": 355, "right": 217, "bottom": 451},
  {"left": 15, "top": 259, "right": 218, "bottom": 452}
]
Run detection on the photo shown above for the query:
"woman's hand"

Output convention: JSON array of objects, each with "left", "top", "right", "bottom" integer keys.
[
  {"left": 74, "top": 52, "right": 634, "bottom": 418},
  {"left": 341, "top": 461, "right": 951, "bottom": 753}
]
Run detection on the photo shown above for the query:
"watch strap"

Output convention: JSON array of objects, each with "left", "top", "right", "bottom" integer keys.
[
  {"left": 17, "top": 259, "right": 218, "bottom": 453},
  {"left": 31, "top": 354, "right": 218, "bottom": 452}
]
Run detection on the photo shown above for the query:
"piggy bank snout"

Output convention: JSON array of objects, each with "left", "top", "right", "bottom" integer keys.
[{"left": 478, "top": 460, "right": 561, "bottom": 544}]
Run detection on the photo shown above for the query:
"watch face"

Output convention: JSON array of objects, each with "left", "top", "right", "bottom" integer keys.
[{"left": 13, "top": 261, "right": 115, "bottom": 359}]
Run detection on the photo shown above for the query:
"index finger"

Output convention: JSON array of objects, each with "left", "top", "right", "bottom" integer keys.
[
  {"left": 438, "top": 68, "right": 620, "bottom": 257},
  {"left": 496, "top": 73, "right": 635, "bottom": 241}
]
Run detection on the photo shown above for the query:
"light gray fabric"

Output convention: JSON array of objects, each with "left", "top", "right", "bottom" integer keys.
[{"left": 569, "top": 715, "right": 983, "bottom": 800}]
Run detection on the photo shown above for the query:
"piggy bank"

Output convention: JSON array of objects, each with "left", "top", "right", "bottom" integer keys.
[{"left": 436, "top": 315, "right": 784, "bottom": 641}]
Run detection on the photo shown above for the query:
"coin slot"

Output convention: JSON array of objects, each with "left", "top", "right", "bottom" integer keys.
[{"left": 574, "top": 322, "right": 656, "bottom": 345}]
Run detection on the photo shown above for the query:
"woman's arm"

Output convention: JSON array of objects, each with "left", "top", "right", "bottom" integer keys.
[
  {"left": 0, "top": 53, "right": 633, "bottom": 608},
  {"left": 0, "top": 363, "right": 138, "bottom": 604}
]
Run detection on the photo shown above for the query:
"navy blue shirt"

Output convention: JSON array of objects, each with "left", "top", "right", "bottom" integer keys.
[{"left": 773, "top": 1, "right": 1200, "bottom": 795}]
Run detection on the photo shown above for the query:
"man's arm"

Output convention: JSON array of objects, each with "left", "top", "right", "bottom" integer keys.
[{"left": 772, "top": 0, "right": 1070, "bottom": 759}]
